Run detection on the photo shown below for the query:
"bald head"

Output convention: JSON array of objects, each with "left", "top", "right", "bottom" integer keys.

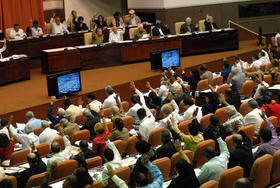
[
  {"left": 51, "top": 141, "right": 61, "bottom": 153},
  {"left": 112, "top": 26, "right": 118, "bottom": 34},
  {"left": 60, "top": 118, "right": 69, "bottom": 128},
  {"left": 232, "top": 134, "right": 243, "bottom": 149},
  {"left": 27, "top": 152, "right": 38, "bottom": 167},
  {"left": 26, "top": 111, "right": 34, "bottom": 120},
  {"left": 234, "top": 178, "right": 252, "bottom": 188},
  {"left": 25, "top": 124, "right": 34, "bottom": 134},
  {"left": 57, "top": 108, "right": 65, "bottom": 117},
  {"left": 111, "top": 106, "right": 119, "bottom": 115}
]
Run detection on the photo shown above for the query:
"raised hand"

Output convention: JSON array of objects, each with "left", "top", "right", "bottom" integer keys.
[
  {"left": 146, "top": 81, "right": 151, "bottom": 89},
  {"left": 213, "top": 126, "right": 221, "bottom": 139},
  {"left": 30, "top": 142, "right": 35, "bottom": 152},
  {"left": 100, "top": 108, "right": 104, "bottom": 117},
  {"left": 167, "top": 92, "right": 173, "bottom": 101},
  {"left": 192, "top": 108, "right": 198, "bottom": 118},
  {"left": 77, "top": 97, "right": 84, "bottom": 106},
  {"left": 174, "top": 139, "right": 182, "bottom": 152},
  {"left": 129, "top": 81, "right": 136, "bottom": 91},
  {"left": 106, "top": 165, "right": 115, "bottom": 177},
  {"left": 51, "top": 96, "right": 56, "bottom": 104},
  {"left": 114, "top": 93, "right": 120, "bottom": 100},
  {"left": 58, "top": 127, "right": 65, "bottom": 137},
  {"left": 168, "top": 65, "right": 172, "bottom": 72},
  {"left": 103, "top": 133, "right": 108, "bottom": 142},
  {"left": 219, "top": 94, "right": 226, "bottom": 102},
  {"left": 259, "top": 108, "right": 266, "bottom": 120}
]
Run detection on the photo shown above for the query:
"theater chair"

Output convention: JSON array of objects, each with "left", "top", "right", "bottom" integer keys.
[
  {"left": 122, "top": 116, "right": 133, "bottom": 130},
  {"left": 196, "top": 79, "right": 209, "bottom": 91},
  {"left": 54, "top": 160, "right": 78, "bottom": 181},
  {"left": 194, "top": 139, "right": 215, "bottom": 168},
  {"left": 216, "top": 84, "right": 229, "bottom": 96},
  {"left": 271, "top": 150, "right": 280, "bottom": 185},
  {"left": 113, "top": 166, "right": 130, "bottom": 185},
  {"left": 71, "top": 129, "right": 90, "bottom": 145},
  {"left": 264, "top": 74, "right": 272, "bottom": 86},
  {"left": 35, "top": 142, "right": 50, "bottom": 157},
  {"left": 125, "top": 136, "right": 139, "bottom": 155},
  {"left": 249, "top": 154, "right": 273, "bottom": 188},
  {"left": 25, "top": 172, "right": 47, "bottom": 188},
  {"left": 170, "top": 150, "right": 193, "bottom": 176},
  {"left": 121, "top": 101, "right": 130, "bottom": 112},
  {"left": 218, "top": 166, "right": 244, "bottom": 188},
  {"left": 225, "top": 135, "right": 234, "bottom": 153},
  {"left": 9, "top": 148, "right": 30, "bottom": 166},
  {"left": 84, "top": 32, "right": 93, "bottom": 45},
  {"left": 5, "top": 28, "right": 13, "bottom": 40},
  {"left": 239, "top": 125, "right": 254, "bottom": 144},
  {"left": 178, "top": 120, "right": 191, "bottom": 135},
  {"left": 214, "top": 107, "right": 228, "bottom": 124},
  {"left": 86, "top": 156, "right": 103, "bottom": 169},
  {"left": 240, "top": 80, "right": 254, "bottom": 98},
  {"left": 75, "top": 115, "right": 86, "bottom": 125},
  {"left": 175, "top": 21, "right": 185, "bottom": 35},
  {"left": 200, "top": 180, "right": 218, "bottom": 188},
  {"left": 239, "top": 100, "right": 249, "bottom": 117},
  {"left": 152, "top": 157, "right": 171, "bottom": 181},
  {"left": 34, "top": 126, "right": 43, "bottom": 136},
  {"left": 84, "top": 181, "right": 103, "bottom": 188},
  {"left": 0, "top": 176, "right": 17, "bottom": 188},
  {"left": 200, "top": 113, "right": 213, "bottom": 128},
  {"left": 198, "top": 19, "right": 206, "bottom": 32},
  {"left": 148, "top": 127, "right": 165, "bottom": 147},
  {"left": 258, "top": 116, "right": 278, "bottom": 136},
  {"left": 106, "top": 121, "right": 114, "bottom": 132},
  {"left": 52, "top": 136, "right": 65, "bottom": 150}
]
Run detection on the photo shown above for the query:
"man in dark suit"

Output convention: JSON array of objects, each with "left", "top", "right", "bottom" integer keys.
[
  {"left": 228, "top": 129, "right": 254, "bottom": 177},
  {"left": 180, "top": 17, "right": 198, "bottom": 34},
  {"left": 156, "top": 130, "right": 177, "bottom": 159},
  {"left": 152, "top": 21, "right": 170, "bottom": 36},
  {"left": 204, "top": 16, "right": 219, "bottom": 31}
]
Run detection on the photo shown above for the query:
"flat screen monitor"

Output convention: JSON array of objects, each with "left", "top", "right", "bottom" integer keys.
[
  {"left": 161, "top": 49, "right": 180, "bottom": 69},
  {"left": 46, "top": 70, "right": 81, "bottom": 97}
]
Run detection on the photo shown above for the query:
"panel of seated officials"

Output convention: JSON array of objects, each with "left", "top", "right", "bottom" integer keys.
[{"left": 0, "top": 54, "right": 280, "bottom": 187}]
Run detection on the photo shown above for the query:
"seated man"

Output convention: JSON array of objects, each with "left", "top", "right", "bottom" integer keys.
[
  {"left": 129, "top": 82, "right": 156, "bottom": 141},
  {"left": 59, "top": 118, "right": 80, "bottom": 139},
  {"left": 197, "top": 127, "right": 229, "bottom": 184},
  {"left": 228, "top": 129, "right": 254, "bottom": 177},
  {"left": 250, "top": 53, "right": 262, "bottom": 69},
  {"left": 258, "top": 51, "right": 270, "bottom": 70},
  {"left": 47, "top": 96, "right": 69, "bottom": 126},
  {"left": 204, "top": 16, "right": 219, "bottom": 31},
  {"left": 92, "top": 27, "right": 104, "bottom": 44},
  {"left": 87, "top": 93, "right": 102, "bottom": 113},
  {"left": 25, "top": 111, "right": 42, "bottom": 130},
  {"left": 102, "top": 86, "right": 118, "bottom": 109},
  {"left": 51, "top": 17, "right": 69, "bottom": 34},
  {"left": 74, "top": 16, "right": 89, "bottom": 31},
  {"left": 111, "top": 93, "right": 125, "bottom": 126},
  {"left": 244, "top": 100, "right": 263, "bottom": 134},
  {"left": 73, "top": 140, "right": 99, "bottom": 167},
  {"left": 17, "top": 143, "right": 47, "bottom": 188},
  {"left": 222, "top": 105, "right": 245, "bottom": 136},
  {"left": 31, "top": 20, "right": 43, "bottom": 37},
  {"left": 156, "top": 129, "right": 177, "bottom": 159},
  {"left": 254, "top": 109, "right": 280, "bottom": 159},
  {"left": 64, "top": 98, "right": 82, "bottom": 122},
  {"left": 234, "top": 178, "right": 253, "bottom": 188},
  {"left": 95, "top": 135, "right": 122, "bottom": 187},
  {"left": 39, "top": 120, "right": 59, "bottom": 146},
  {"left": 109, "top": 25, "right": 125, "bottom": 43},
  {"left": 152, "top": 20, "right": 170, "bottom": 36},
  {"left": 180, "top": 17, "right": 198, "bottom": 34},
  {"left": 200, "top": 64, "right": 213, "bottom": 82},
  {"left": 134, "top": 23, "right": 147, "bottom": 40},
  {"left": 9, "top": 24, "right": 26, "bottom": 39},
  {"left": 47, "top": 128, "right": 72, "bottom": 169},
  {"left": 125, "top": 9, "right": 141, "bottom": 26}
]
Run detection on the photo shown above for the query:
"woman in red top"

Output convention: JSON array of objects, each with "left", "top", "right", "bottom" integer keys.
[
  {"left": 0, "top": 118, "right": 14, "bottom": 162},
  {"left": 92, "top": 122, "right": 110, "bottom": 156}
]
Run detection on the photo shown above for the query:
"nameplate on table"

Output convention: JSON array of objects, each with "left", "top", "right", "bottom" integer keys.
[{"left": 42, "top": 47, "right": 77, "bottom": 53}]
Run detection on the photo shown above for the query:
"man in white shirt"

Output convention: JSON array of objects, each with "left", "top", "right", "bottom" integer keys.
[
  {"left": 158, "top": 94, "right": 179, "bottom": 128},
  {"left": 130, "top": 82, "right": 156, "bottom": 141},
  {"left": 258, "top": 51, "right": 270, "bottom": 71},
  {"left": 95, "top": 136, "right": 122, "bottom": 187},
  {"left": 109, "top": 26, "right": 125, "bottom": 43},
  {"left": 103, "top": 86, "right": 119, "bottom": 109},
  {"left": 126, "top": 95, "right": 142, "bottom": 126},
  {"left": 9, "top": 24, "right": 26, "bottom": 39},
  {"left": 244, "top": 100, "right": 263, "bottom": 134},
  {"left": 64, "top": 99, "right": 82, "bottom": 122},
  {"left": 235, "top": 55, "right": 249, "bottom": 69},
  {"left": 87, "top": 93, "right": 102, "bottom": 113},
  {"left": 47, "top": 128, "right": 72, "bottom": 169},
  {"left": 174, "top": 97, "right": 202, "bottom": 123},
  {"left": 51, "top": 17, "right": 69, "bottom": 34},
  {"left": 31, "top": 20, "right": 43, "bottom": 37},
  {"left": 39, "top": 120, "right": 59, "bottom": 146},
  {"left": 10, "top": 124, "right": 39, "bottom": 150},
  {"left": 250, "top": 53, "right": 262, "bottom": 69}
]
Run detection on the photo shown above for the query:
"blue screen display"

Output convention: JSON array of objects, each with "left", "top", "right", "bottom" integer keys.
[
  {"left": 57, "top": 72, "right": 81, "bottom": 95},
  {"left": 161, "top": 49, "right": 180, "bottom": 69}
]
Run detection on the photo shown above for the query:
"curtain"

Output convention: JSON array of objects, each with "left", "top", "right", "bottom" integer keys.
[{"left": 2, "top": 0, "right": 45, "bottom": 33}]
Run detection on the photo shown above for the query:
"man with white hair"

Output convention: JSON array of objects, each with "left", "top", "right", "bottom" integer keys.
[
  {"left": 223, "top": 105, "right": 245, "bottom": 135},
  {"left": 26, "top": 111, "right": 42, "bottom": 130},
  {"left": 59, "top": 118, "right": 80, "bottom": 139},
  {"left": 103, "top": 86, "right": 120, "bottom": 109},
  {"left": 109, "top": 25, "right": 125, "bottom": 43},
  {"left": 10, "top": 124, "right": 39, "bottom": 150},
  {"left": 111, "top": 94, "right": 125, "bottom": 126},
  {"left": 51, "top": 16, "right": 69, "bottom": 34},
  {"left": 180, "top": 17, "right": 198, "bottom": 34},
  {"left": 47, "top": 96, "right": 69, "bottom": 126},
  {"left": 39, "top": 120, "right": 59, "bottom": 146},
  {"left": 230, "top": 66, "right": 246, "bottom": 93}
]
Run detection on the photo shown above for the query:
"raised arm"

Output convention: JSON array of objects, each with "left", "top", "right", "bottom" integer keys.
[
  {"left": 146, "top": 82, "right": 158, "bottom": 96},
  {"left": 115, "top": 93, "right": 124, "bottom": 113},
  {"left": 7, "top": 115, "right": 14, "bottom": 140},
  {"left": 260, "top": 108, "right": 277, "bottom": 137},
  {"left": 107, "top": 165, "right": 128, "bottom": 188},
  {"left": 174, "top": 139, "right": 191, "bottom": 164},
  {"left": 105, "top": 135, "right": 121, "bottom": 161},
  {"left": 142, "top": 154, "right": 163, "bottom": 187}
]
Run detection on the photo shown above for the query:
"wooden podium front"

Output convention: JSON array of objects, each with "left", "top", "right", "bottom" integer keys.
[
  {"left": 0, "top": 56, "right": 30, "bottom": 85},
  {"left": 41, "top": 47, "right": 81, "bottom": 74}
]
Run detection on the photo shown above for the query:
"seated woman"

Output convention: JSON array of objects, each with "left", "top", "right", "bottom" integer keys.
[
  {"left": 269, "top": 59, "right": 280, "bottom": 81},
  {"left": 92, "top": 120, "right": 110, "bottom": 156},
  {"left": 110, "top": 118, "right": 129, "bottom": 150},
  {"left": 0, "top": 117, "right": 14, "bottom": 163},
  {"left": 93, "top": 15, "right": 108, "bottom": 29},
  {"left": 111, "top": 12, "right": 124, "bottom": 27}
]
